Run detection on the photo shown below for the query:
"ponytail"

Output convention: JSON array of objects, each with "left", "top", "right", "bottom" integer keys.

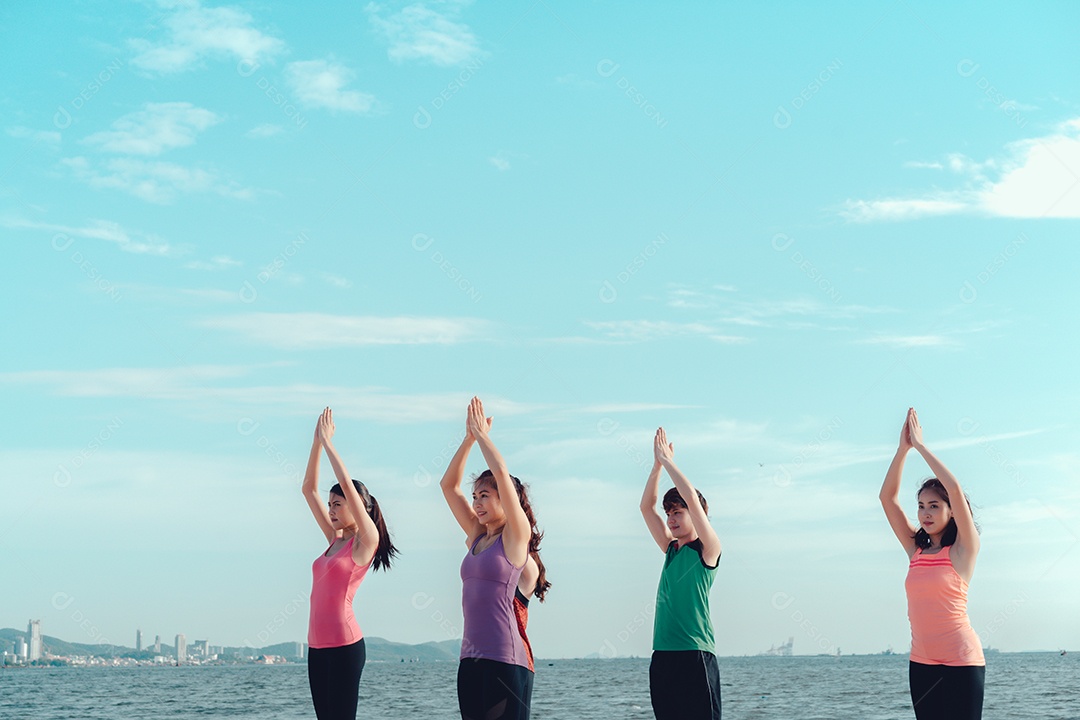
[
  {"left": 367, "top": 494, "right": 399, "bottom": 572},
  {"left": 330, "top": 479, "right": 399, "bottom": 571}
]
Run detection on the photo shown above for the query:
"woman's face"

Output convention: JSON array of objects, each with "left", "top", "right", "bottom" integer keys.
[
  {"left": 472, "top": 481, "right": 505, "bottom": 526},
  {"left": 917, "top": 488, "right": 952, "bottom": 536},
  {"left": 328, "top": 492, "right": 356, "bottom": 529}
]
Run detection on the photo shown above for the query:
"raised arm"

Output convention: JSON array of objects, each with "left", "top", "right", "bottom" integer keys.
[
  {"left": 655, "top": 427, "right": 721, "bottom": 566},
  {"left": 640, "top": 439, "right": 674, "bottom": 551},
  {"left": 440, "top": 426, "right": 485, "bottom": 547},
  {"left": 302, "top": 418, "right": 335, "bottom": 544},
  {"left": 879, "top": 411, "right": 918, "bottom": 557},
  {"left": 469, "top": 397, "right": 530, "bottom": 568},
  {"left": 317, "top": 408, "right": 378, "bottom": 568},
  {"left": 908, "top": 408, "right": 979, "bottom": 564}
]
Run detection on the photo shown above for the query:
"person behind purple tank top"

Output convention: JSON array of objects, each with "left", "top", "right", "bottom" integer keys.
[{"left": 439, "top": 397, "right": 551, "bottom": 720}]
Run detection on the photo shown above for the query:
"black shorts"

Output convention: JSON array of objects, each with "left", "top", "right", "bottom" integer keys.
[
  {"left": 457, "top": 657, "right": 534, "bottom": 720},
  {"left": 909, "top": 661, "right": 985, "bottom": 720},
  {"left": 649, "top": 650, "right": 722, "bottom": 720}
]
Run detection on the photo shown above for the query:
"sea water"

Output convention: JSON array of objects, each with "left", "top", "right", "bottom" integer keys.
[{"left": 0, "top": 653, "right": 1075, "bottom": 719}]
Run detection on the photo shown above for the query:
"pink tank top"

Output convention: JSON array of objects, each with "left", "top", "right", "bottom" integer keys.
[
  {"left": 905, "top": 545, "right": 984, "bottom": 666},
  {"left": 308, "top": 536, "right": 370, "bottom": 649}
]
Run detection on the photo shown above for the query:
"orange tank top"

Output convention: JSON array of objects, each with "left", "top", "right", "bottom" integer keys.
[{"left": 905, "top": 545, "right": 984, "bottom": 666}]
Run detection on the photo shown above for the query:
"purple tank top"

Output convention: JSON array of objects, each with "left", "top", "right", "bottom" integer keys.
[{"left": 460, "top": 533, "right": 530, "bottom": 668}]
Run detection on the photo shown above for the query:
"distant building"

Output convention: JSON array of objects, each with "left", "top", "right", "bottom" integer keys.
[
  {"left": 16, "top": 636, "right": 28, "bottom": 660},
  {"left": 175, "top": 634, "right": 187, "bottom": 663},
  {"left": 154, "top": 635, "right": 161, "bottom": 654},
  {"left": 758, "top": 636, "right": 794, "bottom": 657},
  {"left": 194, "top": 639, "right": 209, "bottom": 657},
  {"left": 136, "top": 629, "right": 143, "bottom": 652},
  {"left": 27, "top": 620, "right": 42, "bottom": 661},
  {"left": 293, "top": 642, "right": 305, "bottom": 659}
]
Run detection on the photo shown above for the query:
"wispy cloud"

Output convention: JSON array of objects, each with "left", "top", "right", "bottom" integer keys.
[
  {"left": 488, "top": 153, "right": 510, "bottom": 171},
  {"left": 855, "top": 334, "right": 959, "bottom": 349},
  {"left": 0, "top": 217, "right": 174, "bottom": 255},
  {"left": 319, "top": 273, "right": 352, "bottom": 288},
  {"left": 0, "top": 365, "right": 252, "bottom": 397},
  {"left": 0, "top": 366, "right": 526, "bottom": 424},
  {"left": 199, "top": 313, "right": 493, "bottom": 348},
  {"left": 366, "top": 2, "right": 483, "bottom": 66},
  {"left": 842, "top": 117, "right": 1080, "bottom": 221},
  {"left": 246, "top": 123, "right": 283, "bottom": 139},
  {"left": 664, "top": 286, "right": 894, "bottom": 326},
  {"left": 184, "top": 256, "right": 243, "bottom": 271},
  {"left": 285, "top": 60, "right": 376, "bottom": 113},
  {"left": 63, "top": 156, "right": 255, "bottom": 204},
  {"left": 7, "top": 126, "right": 61, "bottom": 146},
  {"left": 130, "top": 0, "right": 285, "bottom": 74},
  {"left": 584, "top": 320, "right": 750, "bottom": 344},
  {"left": 83, "top": 103, "right": 220, "bottom": 156}
]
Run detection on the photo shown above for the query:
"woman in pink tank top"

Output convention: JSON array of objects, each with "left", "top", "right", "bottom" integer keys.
[
  {"left": 439, "top": 397, "right": 551, "bottom": 720},
  {"left": 879, "top": 408, "right": 984, "bottom": 720},
  {"left": 301, "top": 408, "right": 399, "bottom": 720}
]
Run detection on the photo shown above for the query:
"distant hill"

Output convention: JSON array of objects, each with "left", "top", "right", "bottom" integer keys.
[
  {"left": 364, "top": 637, "right": 460, "bottom": 663},
  {"left": 1, "top": 629, "right": 460, "bottom": 663}
]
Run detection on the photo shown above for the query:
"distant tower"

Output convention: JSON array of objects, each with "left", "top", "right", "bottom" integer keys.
[
  {"left": 175, "top": 634, "right": 187, "bottom": 663},
  {"left": 136, "top": 629, "right": 143, "bottom": 652},
  {"left": 16, "top": 637, "right": 28, "bottom": 660},
  {"left": 154, "top": 635, "right": 161, "bottom": 654},
  {"left": 27, "top": 620, "right": 42, "bottom": 662}
]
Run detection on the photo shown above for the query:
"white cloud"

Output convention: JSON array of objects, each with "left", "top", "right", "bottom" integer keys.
[
  {"left": 246, "top": 123, "right": 283, "bottom": 138},
  {"left": 199, "top": 313, "right": 492, "bottom": 348},
  {"left": 184, "top": 255, "right": 243, "bottom": 271},
  {"left": 366, "top": 2, "right": 483, "bottom": 66},
  {"left": 284, "top": 60, "right": 376, "bottom": 113},
  {"left": 0, "top": 217, "right": 174, "bottom": 255},
  {"left": 584, "top": 320, "right": 750, "bottom": 344},
  {"left": 488, "top": 154, "right": 510, "bottom": 171},
  {"left": 855, "top": 334, "right": 959, "bottom": 349},
  {"left": 903, "top": 160, "right": 944, "bottom": 170},
  {"left": 320, "top": 273, "right": 351, "bottom": 288},
  {"left": 840, "top": 197, "right": 970, "bottom": 223},
  {"left": 130, "top": 0, "right": 285, "bottom": 74},
  {"left": 0, "top": 367, "right": 528, "bottom": 425},
  {"left": 842, "top": 117, "right": 1080, "bottom": 221},
  {"left": 0, "top": 365, "right": 252, "bottom": 397},
  {"left": 83, "top": 102, "right": 220, "bottom": 155},
  {"left": 6, "top": 126, "right": 61, "bottom": 146},
  {"left": 63, "top": 156, "right": 254, "bottom": 204}
]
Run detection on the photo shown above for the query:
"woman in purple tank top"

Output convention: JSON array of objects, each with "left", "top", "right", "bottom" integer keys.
[{"left": 440, "top": 397, "right": 551, "bottom": 720}]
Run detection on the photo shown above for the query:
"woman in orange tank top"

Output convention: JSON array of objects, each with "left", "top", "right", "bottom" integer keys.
[{"left": 879, "top": 408, "right": 984, "bottom": 720}]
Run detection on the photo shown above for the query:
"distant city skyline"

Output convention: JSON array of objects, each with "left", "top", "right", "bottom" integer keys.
[{"left": 2, "top": 0, "right": 1078, "bottom": 660}]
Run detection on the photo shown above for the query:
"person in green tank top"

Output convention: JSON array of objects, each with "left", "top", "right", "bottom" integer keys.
[{"left": 639, "top": 427, "right": 722, "bottom": 720}]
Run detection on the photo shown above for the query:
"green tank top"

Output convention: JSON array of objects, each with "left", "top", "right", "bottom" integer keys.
[{"left": 652, "top": 539, "right": 718, "bottom": 652}]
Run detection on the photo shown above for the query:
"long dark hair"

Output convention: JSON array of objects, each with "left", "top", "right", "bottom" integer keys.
[
  {"left": 475, "top": 470, "right": 551, "bottom": 602},
  {"left": 330, "top": 479, "right": 399, "bottom": 571},
  {"left": 913, "top": 478, "right": 977, "bottom": 550}
]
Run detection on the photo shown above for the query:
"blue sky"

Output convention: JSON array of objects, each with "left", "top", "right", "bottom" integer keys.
[{"left": 2, "top": 0, "right": 1078, "bottom": 659}]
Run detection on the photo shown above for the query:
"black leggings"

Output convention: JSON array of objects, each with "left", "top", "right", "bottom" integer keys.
[
  {"left": 457, "top": 657, "right": 534, "bottom": 720},
  {"left": 308, "top": 639, "right": 366, "bottom": 720},
  {"left": 909, "top": 661, "right": 984, "bottom": 720}
]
